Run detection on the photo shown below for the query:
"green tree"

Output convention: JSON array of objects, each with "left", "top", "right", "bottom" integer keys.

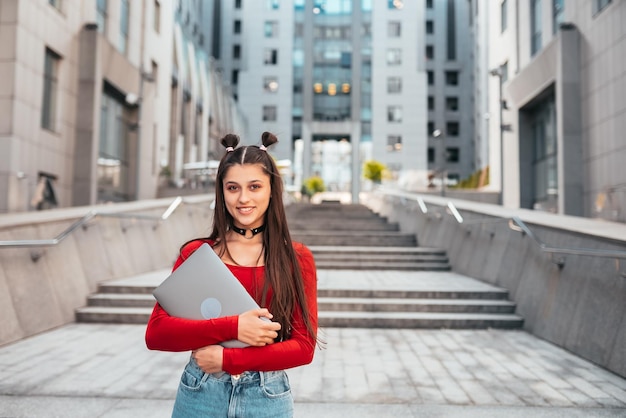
[{"left": 363, "top": 160, "right": 387, "bottom": 183}]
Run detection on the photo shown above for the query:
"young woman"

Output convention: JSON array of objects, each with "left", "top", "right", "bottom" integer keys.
[{"left": 145, "top": 132, "right": 318, "bottom": 418}]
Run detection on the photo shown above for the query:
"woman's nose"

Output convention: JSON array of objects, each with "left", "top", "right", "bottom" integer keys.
[{"left": 238, "top": 190, "right": 250, "bottom": 203}]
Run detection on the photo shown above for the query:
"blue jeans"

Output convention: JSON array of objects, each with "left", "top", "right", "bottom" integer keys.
[{"left": 172, "top": 357, "right": 294, "bottom": 418}]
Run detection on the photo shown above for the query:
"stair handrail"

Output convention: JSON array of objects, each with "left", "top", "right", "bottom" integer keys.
[
  {"left": 448, "top": 202, "right": 626, "bottom": 261},
  {"left": 0, "top": 196, "right": 206, "bottom": 249},
  {"left": 389, "top": 191, "right": 626, "bottom": 261}
]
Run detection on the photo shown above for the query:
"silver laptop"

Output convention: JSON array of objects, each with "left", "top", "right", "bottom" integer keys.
[{"left": 153, "top": 242, "right": 262, "bottom": 348}]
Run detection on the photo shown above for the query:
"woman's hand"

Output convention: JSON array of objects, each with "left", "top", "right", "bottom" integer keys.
[
  {"left": 238, "top": 308, "right": 281, "bottom": 346},
  {"left": 193, "top": 345, "right": 224, "bottom": 374}
]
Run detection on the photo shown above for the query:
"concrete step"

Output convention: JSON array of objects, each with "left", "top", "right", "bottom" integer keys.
[
  {"left": 310, "top": 247, "right": 450, "bottom": 269},
  {"left": 75, "top": 306, "right": 152, "bottom": 324},
  {"left": 314, "top": 261, "right": 450, "bottom": 270},
  {"left": 291, "top": 233, "right": 416, "bottom": 247},
  {"left": 97, "top": 283, "right": 156, "bottom": 295},
  {"left": 288, "top": 221, "right": 399, "bottom": 231},
  {"left": 91, "top": 285, "right": 510, "bottom": 300},
  {"left": 76, "top": 302, "right": 522, "bottom": 329},
  {"left": 87, "top": 293, "right": 156, "bottom": 307},
  {"left": 76, "top": 307, "right": 523, "bottom": 329},
  {"left": 309, "top": 246, "right": 446, "bottom": 255},
  {"left": 317, "top": 288, "right": 511, "bottom": 300},
  {"left": 318, "top": 297, "right": 517, "bottom": 314},
  {"left": 80, "top": 295, "right": 517, "bottom": 311},
  {"left": 317, "top": 312, "right": 524, "bottom": 329}
]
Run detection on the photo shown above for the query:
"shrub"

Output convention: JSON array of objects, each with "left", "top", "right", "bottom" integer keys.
[
  {"left": 363, "top": 160, "right": 387, "bottom": 183},
  {"left": 302, "top": 176, "right": 325, "bottom": 197}
]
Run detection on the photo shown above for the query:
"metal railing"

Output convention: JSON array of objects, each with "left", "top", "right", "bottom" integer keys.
[
  {"left": 388, "top": 192, "right": 626, "bottom": 270},
  {"left": 0, "top": 196, "right": 195, "bottom": 250}
]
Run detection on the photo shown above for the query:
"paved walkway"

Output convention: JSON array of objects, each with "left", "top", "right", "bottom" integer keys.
[{"left": 0, "top": 270, "right": 625, "bottom": 417}]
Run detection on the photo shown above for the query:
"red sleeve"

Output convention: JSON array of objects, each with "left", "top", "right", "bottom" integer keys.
[
  {"left": 144, "top": 240, "right": 239, "bottom": 352},
  {"left": 222, "top": 243, "right": 318, "bottom": 374}
]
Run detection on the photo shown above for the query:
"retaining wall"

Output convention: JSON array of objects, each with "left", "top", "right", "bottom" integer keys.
[
  {"left": 0, "top": 196, "right": 213, "bottom": 347},
  {"left": 366, "top": 189, "right": 626, "bottom": 378}
]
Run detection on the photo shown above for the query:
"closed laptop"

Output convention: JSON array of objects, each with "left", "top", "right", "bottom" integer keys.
[{"left": 153, "top": 242, "right": 261, "bottom": 348}]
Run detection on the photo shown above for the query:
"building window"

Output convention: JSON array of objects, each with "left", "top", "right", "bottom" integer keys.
[
  {"left": 264, "top": 77, "right": 278, "bottom": 93},
  {"left": 427, "top": 121, "right": 434, "bottom": 136},
  {"left": 445, "top": 71, "right": 458, "bottom": 86},
  {"left": 388, "top": 21, "right": 401, "bottom": 37},
  {"left": 231, "top": 70, "right": 239, "bottom": 85},
  {"left": 386, "top": 48, "right": 402, "bottom": 65},
  {"left": 42, "top": 48, "right": 61, "bottom": 131},
  {"left": 428, "top": 96, "right": 434, "bottom": 111},
  {"left": 387, "top": 135, "right": 402, "bottom": 152},
  {"left": 295, "top": 22, "right": 304, "bottom": 37},
  {"left": 553, "top": 0, "right": 564, "bottom": 33},
  {"left": 388, "top": 0, "right": 403, "bottom": 9},
  {"left": 531, "top": 100, "right": 558, "bottom": 209},
  {"left": 265, "top": 21, "right": 278, "bottom": 37},
  {"left": 387, "top": 77, "right": 402, "bottom": 93},
  {"left": 426, "top": 0, "right": 433, "bottom": 9},
  {"left": 427, "top": 71, "right": 434, "bottom": 85},
  {"left": 387, "top": 106, "right": 402, "bottom": 123},
  {"left": 263, "top": 105, "right": 277, "bottom": 121},
  {"left": 293, "top": 49, "right": 304, "bottom": 66},
  {"left": 446, "top": 147, "right": 460, "bottom": 163},
  {"left": 425, "top": 45, "right": 434, "bottom": 60},
  {"left": 264, "top": 48, "right": 278, "bottom": 65},
  {"left": 446, "top": 97, "right": 458, "bottom": 111},
  {"left": 446, "top": 0, "right": 456, "bottom": 60},
  {"left": 98, "top": 89, "right": 132, "bottom": 202},
  {"left": 501, "top": 0, "right": 507, "bottom": 32},
  {"left": 96, "top": 0, "right": 107, "bottom": 34},
  {"left": 530, "top": 0, "right": 542, "bottom": 56},
  {"left": 119, "top": 0, "right": 129, "bottom": 55},
  {"left": 267, "top": 0, "right": 279, "bottom": 10},
  {"left": 234, "top": 20, "right": 242, "bottom": 34},
  {"left": 426, "top": 20, "right": 434, "bottom": 34},
  {"left": 593, "top": 0, "right": 611, "bottom": 15},
  {"left": 235, "top": 0, "right": 242, "bottom": 8},
  {"left": 446, "top": 121, "right": 459, "bottom": 136},
  {"left": 233, "top": 44, "right": 241, "bottom": 59}
]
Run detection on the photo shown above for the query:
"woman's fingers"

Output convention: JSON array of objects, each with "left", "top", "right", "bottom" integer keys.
[{"left": 238, "top": 309, "right": 281, "bottom": 346}]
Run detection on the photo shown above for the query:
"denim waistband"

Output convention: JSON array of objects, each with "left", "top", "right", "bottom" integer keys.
[{"left": 188, "top": 356, "right": 284, "bottom": 385}]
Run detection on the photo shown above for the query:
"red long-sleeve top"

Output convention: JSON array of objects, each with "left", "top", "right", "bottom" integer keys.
[{"left": 145, "top": 239, "right": 318, "bottom": 375}]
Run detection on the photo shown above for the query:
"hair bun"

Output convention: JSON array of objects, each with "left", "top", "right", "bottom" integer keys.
[
  {"left": 261, "top": 132, "right": 278, "bottom": 148},
  {"left": 220, "top": 134, "right": 240, "bottom": 149}
]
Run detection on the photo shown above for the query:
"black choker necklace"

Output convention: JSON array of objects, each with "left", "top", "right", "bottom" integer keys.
[{"left": 231, "top": 224, "right": 266, "bottom": 239}]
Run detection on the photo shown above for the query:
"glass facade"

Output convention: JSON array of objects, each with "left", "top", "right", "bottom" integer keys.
[
  {"left": 98, "top": 89, "right": 132, "bottom": 202},
  {"left": 531, "top": 99, "right": 558, "bottom": 210}
]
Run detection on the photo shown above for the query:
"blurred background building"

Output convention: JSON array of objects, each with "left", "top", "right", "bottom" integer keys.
[
  {"left": 479, "top": 0, "right": 625, "bottom": 220},
  {"left": 0, "top": 0, "right": 624, "bottom": 222}
]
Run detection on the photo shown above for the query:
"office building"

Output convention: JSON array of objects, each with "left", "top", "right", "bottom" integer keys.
[{"left": 485, "top": 0, "right": 625, "bottom": 221}]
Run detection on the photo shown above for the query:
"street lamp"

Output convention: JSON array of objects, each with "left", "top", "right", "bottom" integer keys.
[
  {"left": 490, "top": 66, "right": 504, "bottom": 205},
  {"left": 432, "top": 128, "right": 445, "bottom": 197}
]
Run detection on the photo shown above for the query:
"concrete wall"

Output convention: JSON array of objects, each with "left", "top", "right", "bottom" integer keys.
[
  {"left": 366, "top": 189, "right": 626, "bottom": 378},
  {"left": 0, "top": 196, "right": 213, "bottom": 347}
]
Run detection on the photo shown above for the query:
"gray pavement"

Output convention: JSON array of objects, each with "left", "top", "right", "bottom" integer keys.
[{"left": 1, "top": 270, "right": 625, "bottom": 417}]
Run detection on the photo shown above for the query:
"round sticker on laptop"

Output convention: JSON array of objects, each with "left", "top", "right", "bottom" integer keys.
[{"left": 200, "top": 298, "right": 222, "bottom": 319}]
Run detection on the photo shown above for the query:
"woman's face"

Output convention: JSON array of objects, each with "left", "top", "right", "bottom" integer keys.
[{"left": 222, "top": 163, "right": 271, "bottom": 229}]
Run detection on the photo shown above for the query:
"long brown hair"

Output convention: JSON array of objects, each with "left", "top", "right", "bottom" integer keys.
[{"left": 206, "top": 132, "right": 316, "bottom": 344}]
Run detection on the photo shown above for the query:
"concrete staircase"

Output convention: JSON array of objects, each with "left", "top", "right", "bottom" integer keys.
[{"left": 75, "top": 203, "right": 523, "bottom": 329}]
